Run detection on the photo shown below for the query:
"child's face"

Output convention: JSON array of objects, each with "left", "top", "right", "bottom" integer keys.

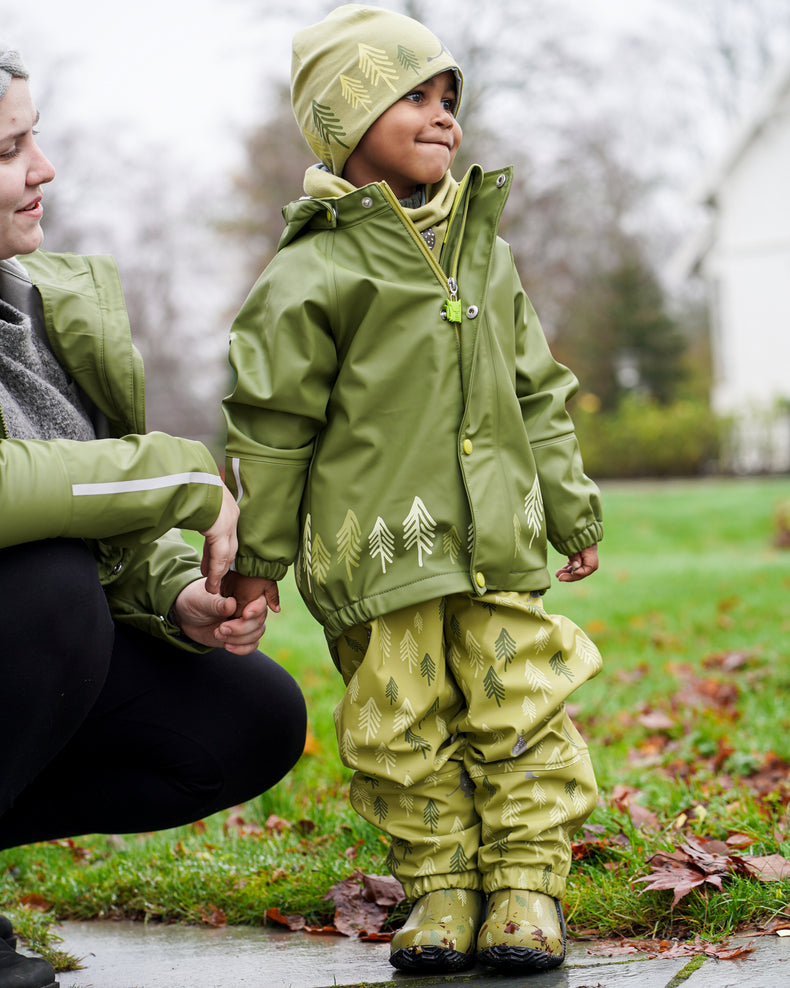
[{"left": 342, "top": 70, "right": 462, "bottom": 199}]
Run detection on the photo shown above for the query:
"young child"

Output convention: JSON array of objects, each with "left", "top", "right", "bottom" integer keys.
[{"left": 223, "top": 3, "right": 603, "bottom": 974}]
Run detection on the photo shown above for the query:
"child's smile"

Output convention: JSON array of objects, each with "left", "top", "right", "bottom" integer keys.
[{"left": 343, "top": 70, "right": 462, "bottom": 198}]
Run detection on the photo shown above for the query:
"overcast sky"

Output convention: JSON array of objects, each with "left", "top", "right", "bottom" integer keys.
[{"left": 6, "top": 0, "right": 667, "bottom": 178}]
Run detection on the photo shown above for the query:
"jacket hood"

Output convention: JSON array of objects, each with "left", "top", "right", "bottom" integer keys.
[{"left": 291, "top": 3, "right": 462, "bottom": 176}]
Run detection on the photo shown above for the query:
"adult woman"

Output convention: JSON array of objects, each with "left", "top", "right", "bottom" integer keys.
[{"left": 0, "top": 47, "right": 306, "bottom": 988}]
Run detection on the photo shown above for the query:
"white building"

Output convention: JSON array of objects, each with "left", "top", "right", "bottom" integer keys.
[{"left": 675, "top": 60, "right": 790, "bottom": 472}]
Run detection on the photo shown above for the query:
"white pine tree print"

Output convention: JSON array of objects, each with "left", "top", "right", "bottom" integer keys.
[
  {"left": 465, "top": 629, "right": 484, "bottom": 678},
  {"left": 550, "top": 797, "right": 569, "bottom": 827},
  {"left": 576, "top": 632, "right": 602, "bottom": 670},
  {"left": 351, "top": 776, "right": 371, "bottom": 810},
  {"left": 521, "top": 694, "right": 537, "bottom": 720},
  {"left": 345, "top": 674, "right": 360, "bottom": 704},
  {"left": 400, "top": 629, "right": 419, "bottom": 673},
  {"left": 359, "top": 697, "right": 382, "bottom": 744},
  {"left": 337, "top": 508, "right": 362, "bottom": 580},
  {"left": 533, "top": 624, "right": 552, "bottom": 653},
  {"left": 416, "top": 856, "right": 437, "bottom": 876},
  {"left": 414, "top": 610, "right": 424, "bottom": 635},
  {"left": 502, "top": 795, "right": 522, "bottom": 826},
  {"left": 523, "top": 477, "right": 544, "bottom": 548},
  {"left": 547, "top": 745, "right": 566, "bottom": 767},
  {"left": 340, "top": 729, "right": 358, "bottom": 764},
  {"left": 524, "top": 660, "right": 551, "bottom": 701},
  {"left": 369, "top": 516, "right": 395, "bottom": 573},
  {"left": 394, "top": 697, "right": 416, "bottom": 734},
  {"left": 532, "top": 780, "right": 547, "bottom": 806},
  {"left": 339, "top": 74, "right": 372, "bottom": 112},
  {"left": 403, "top": 496, "right": 436, "bottom": 566},
  {"left": 399, "top": 790, "right": 414, "bottom": 813},
  {"left": 375, "top": 742, "right": 396, "bottom": 774},
  {"left": 451, "top": 816, "right": 466, "bottom": 834},
  {"left": 302, "top": 515, "right": 313, "bottom": 593},
  {"left": 379, "top": 618, "right": 392, "bottom": 659},
  {"left": 443, "top": 525, "right": 462, "bottom": 563},
  {"left": 312, "top": 532, "right": 331, "bottom": 587},
  {"left": 357, "top": 43, "right": 399, "bottom": 90}
]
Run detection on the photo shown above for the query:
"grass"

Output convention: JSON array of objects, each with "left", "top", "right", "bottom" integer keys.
[{"left": 3, "top": 476, "right": 790, "bottom": 967}]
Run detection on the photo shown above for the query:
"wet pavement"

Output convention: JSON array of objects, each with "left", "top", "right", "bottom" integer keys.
[{"left": 45, "top": 920, "right": 790, "bottom": 988}]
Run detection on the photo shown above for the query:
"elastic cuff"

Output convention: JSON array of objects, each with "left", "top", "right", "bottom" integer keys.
[
  {"left": 400, "top": 870, "right": 484, "bottom": 902},
  {"left": 483, "top": 865, "right": 566, "bottom": 900}
]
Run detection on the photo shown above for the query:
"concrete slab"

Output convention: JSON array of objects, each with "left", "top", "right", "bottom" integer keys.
[{"left": 48, "top": 921, "right": 788, "bottom": 988}]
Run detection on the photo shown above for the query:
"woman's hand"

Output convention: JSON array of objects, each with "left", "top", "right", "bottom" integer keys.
[{"left": 171, "top": 578, "right": 269, "bottom": 654}]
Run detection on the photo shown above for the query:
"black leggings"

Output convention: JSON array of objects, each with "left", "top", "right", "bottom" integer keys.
[{"left": 0, "top": 539, "right": 307, "bottom": 849}]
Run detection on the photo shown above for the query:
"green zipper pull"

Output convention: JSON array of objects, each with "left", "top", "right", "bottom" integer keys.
[{"left": 443, "top": 276, "right": 462, "bottom": 323}]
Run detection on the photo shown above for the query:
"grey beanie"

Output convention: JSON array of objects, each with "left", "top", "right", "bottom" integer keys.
[{"left": 0, "top": 45, "right": 28, "bottom": 100}]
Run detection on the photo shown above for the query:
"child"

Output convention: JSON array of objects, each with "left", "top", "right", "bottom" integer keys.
[{"left": 223, "top": 3, "right": 603, "bottom": 974}]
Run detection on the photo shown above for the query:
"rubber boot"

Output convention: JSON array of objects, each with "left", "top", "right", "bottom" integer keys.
[
  {"left": 477, "top": 888, "right": 566, "bottom": 971},
  {"left": 0, "top": 938, "right": 58, "bottom": 988},
  {"left": 0, "top": 917, "right": 14, "bottom": 951},
  {"left": 390, "top": 888, "right": 486, "bottom": 972}
]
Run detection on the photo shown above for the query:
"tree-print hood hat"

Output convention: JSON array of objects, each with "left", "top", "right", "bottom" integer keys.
[
  {"left": 0, "top": 45, "right": 28, "bottom": 101},
  {"left": 291, "top": 3, "right": 463, "bottom": 176}
]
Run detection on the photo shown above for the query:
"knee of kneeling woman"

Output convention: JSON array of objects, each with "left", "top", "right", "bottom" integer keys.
[{"left": 6, "top": 538, "right": 114, "bottom": 660}]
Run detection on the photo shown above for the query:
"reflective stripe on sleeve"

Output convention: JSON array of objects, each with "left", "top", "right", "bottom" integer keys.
[{"left": 72, "top": 472, "right": 223, "bottom": 496}]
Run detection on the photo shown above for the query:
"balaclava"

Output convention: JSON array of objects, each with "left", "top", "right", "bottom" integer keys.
[
  {"left": 0, "top": 45, "right": 28, "bottom": 100},
  {"left": 291, "top": 4, "right": 463, "bottom": 177}
]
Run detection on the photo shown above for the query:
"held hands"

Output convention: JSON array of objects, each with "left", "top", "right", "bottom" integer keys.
[
  {"left": 172, "top": 578, "right": 270, "bottom": 655},
  {"left": 555, "top": 544, "right": 599, "bottom": 582},
  {"left": 199, "top": 483, "right": 240, "bottom": 594},
  {"left": 221, "top": 571, "right": 281, "bottom": 619}
]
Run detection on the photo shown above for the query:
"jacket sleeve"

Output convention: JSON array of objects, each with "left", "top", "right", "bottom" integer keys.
[
  {"left": 223, "top": 249, "right": 337, "bottom": 580},
  {"left": 98, "top": 530, "right": 210, "bottom": 653},
  {"left": 510, "top": 254, "right": 603, "bottom": 555},
  {"left": 0, "top": 430, "right": 223, "bottom": 549}
]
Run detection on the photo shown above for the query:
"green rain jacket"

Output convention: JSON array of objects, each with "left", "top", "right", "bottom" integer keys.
[
  {"left": 224, "top": 166, "right": 603, "bottom": 640},
  {"left": 0, "top": 250, "right": 223, "bottom": 649}
]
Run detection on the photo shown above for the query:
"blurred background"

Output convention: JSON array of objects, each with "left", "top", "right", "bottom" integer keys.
[{"left": 5, "top": 0, "right": 790, "bottom": 476}]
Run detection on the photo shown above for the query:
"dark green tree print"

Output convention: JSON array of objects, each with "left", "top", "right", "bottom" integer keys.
[
  {"left": 385, "top": 676, "right": 399, "bottom": 705},
  {"left": 495, "top": 626, "right": 518, "bottom": 669},
  {"left": 374, "top": 795, "right": 389, "bottom": 824},
  {"left": 483, "top": 666, "right": 506, "bottom": 707},
  {"left": 424, "top": 797, "right": 440, "bottom": 833},
  {"left": 450, "top": 843, "right": 470, "bottom": 873},
  {"left": 549, "top": 649, "right": 574, "bottom": 681},
  {"left": 405, "top": 725, "right": 431, "bottom": 758},
  {"left": 420, "top": 651, "right": 436, "bottom": 686},
  {"left": 311, "top": 101, "right": 349, "bottom": 149}
]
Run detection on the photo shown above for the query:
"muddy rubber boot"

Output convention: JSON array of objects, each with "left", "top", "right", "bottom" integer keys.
[
  {"left": 477, "top": 888, "right": 566, "bottom": 971},
  {"left": 390, "top": 888, "right": 486, "bottom": 972}
]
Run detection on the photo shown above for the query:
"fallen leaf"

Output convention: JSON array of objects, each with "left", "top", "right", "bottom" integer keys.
[
  {"left": 199, "top": 905, "right": 227, "bottom": 928},
  {"left": 324, "top": 871, "right": 405, "bottom": 937},
  {"left": 266, "top": 907, "right": 306, "bottom": 931},
  {"left": 19, "top": 893, "right": 52, "bottom": 912}
]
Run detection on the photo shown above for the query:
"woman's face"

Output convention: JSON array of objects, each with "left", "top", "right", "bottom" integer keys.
[{"left": 0, "top": 77, "right": 55, "bottom": 260}]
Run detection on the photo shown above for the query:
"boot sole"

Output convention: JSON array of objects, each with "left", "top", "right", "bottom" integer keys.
[
  {"left": 478, "top": 943, "right": 565, "bottom": 971},
  {"left": 390, "top": 944, "right": 475, "bottom": 972}
]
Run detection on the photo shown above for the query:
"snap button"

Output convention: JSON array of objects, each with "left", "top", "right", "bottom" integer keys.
[
  {"left": 463, "top": 438, "right": 473, "bottom": 455},
  {"left": 475, "top": 571, "right": 485, "bottom": 588},
  {"left": 496, "top": 174, "right": 507, "bottom": 188},
  {"left": 440, "top": 308, "right": 448, "bottom": 320},
  {"left": 361, "top": 196, "right": 373, "bottom": 208},
  {"left": 467, "top": 305, "right": 479, "bottom": 319}
]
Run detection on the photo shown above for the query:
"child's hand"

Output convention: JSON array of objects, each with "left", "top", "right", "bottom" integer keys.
[
  {"left": 555, "top": 545, "right": 599, "bottom": 582},
  {"left": 222, "top": 571, "right": 281, "bottom": 619}
]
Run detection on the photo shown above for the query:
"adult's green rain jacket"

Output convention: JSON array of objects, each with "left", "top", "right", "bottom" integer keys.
[
  {"left": 224, "top": 165, "right": 603, "bottom": 640},
  {"left": 0, "top": 250, "right": 223, "bottom": 649}
]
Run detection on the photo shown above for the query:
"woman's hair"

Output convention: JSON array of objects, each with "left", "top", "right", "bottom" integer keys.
[{"left": 0, "top": 45, "right": 28, "bottom": 100}]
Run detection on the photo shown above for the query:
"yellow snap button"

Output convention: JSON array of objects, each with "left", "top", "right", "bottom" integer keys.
[
  {"left": 475, "top": 571, "right": 485, "bottom": 588},
  {"left": 463, "top": 439, "right": 473, "bottom": 455}
]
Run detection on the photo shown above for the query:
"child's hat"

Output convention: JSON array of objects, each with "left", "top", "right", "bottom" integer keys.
[
  {"left": 0, "top": 45, "right": 28, "bottom": 101},
  {"left": 291, "top": 3, "right": 462, "bottom": 176}
]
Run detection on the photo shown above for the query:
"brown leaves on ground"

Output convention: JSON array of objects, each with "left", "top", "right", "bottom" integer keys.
[
  {"left": 587, "top": 935, "right": 756, "bottom": 960},
  {"left": 634, "top": 833, "right": 790, "bottom": 907},
  {"left": 266, "top": 870, "right": 405, "bottom": 939}
]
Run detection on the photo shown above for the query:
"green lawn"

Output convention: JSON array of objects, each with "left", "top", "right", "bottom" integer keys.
[{"left": 3, "top": 476, "right": 790, "bottom": 966}]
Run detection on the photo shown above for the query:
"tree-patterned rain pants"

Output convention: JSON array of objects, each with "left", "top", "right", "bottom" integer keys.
[{"left": 328, "top": 590, "right": 602, "bottom": 901}]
